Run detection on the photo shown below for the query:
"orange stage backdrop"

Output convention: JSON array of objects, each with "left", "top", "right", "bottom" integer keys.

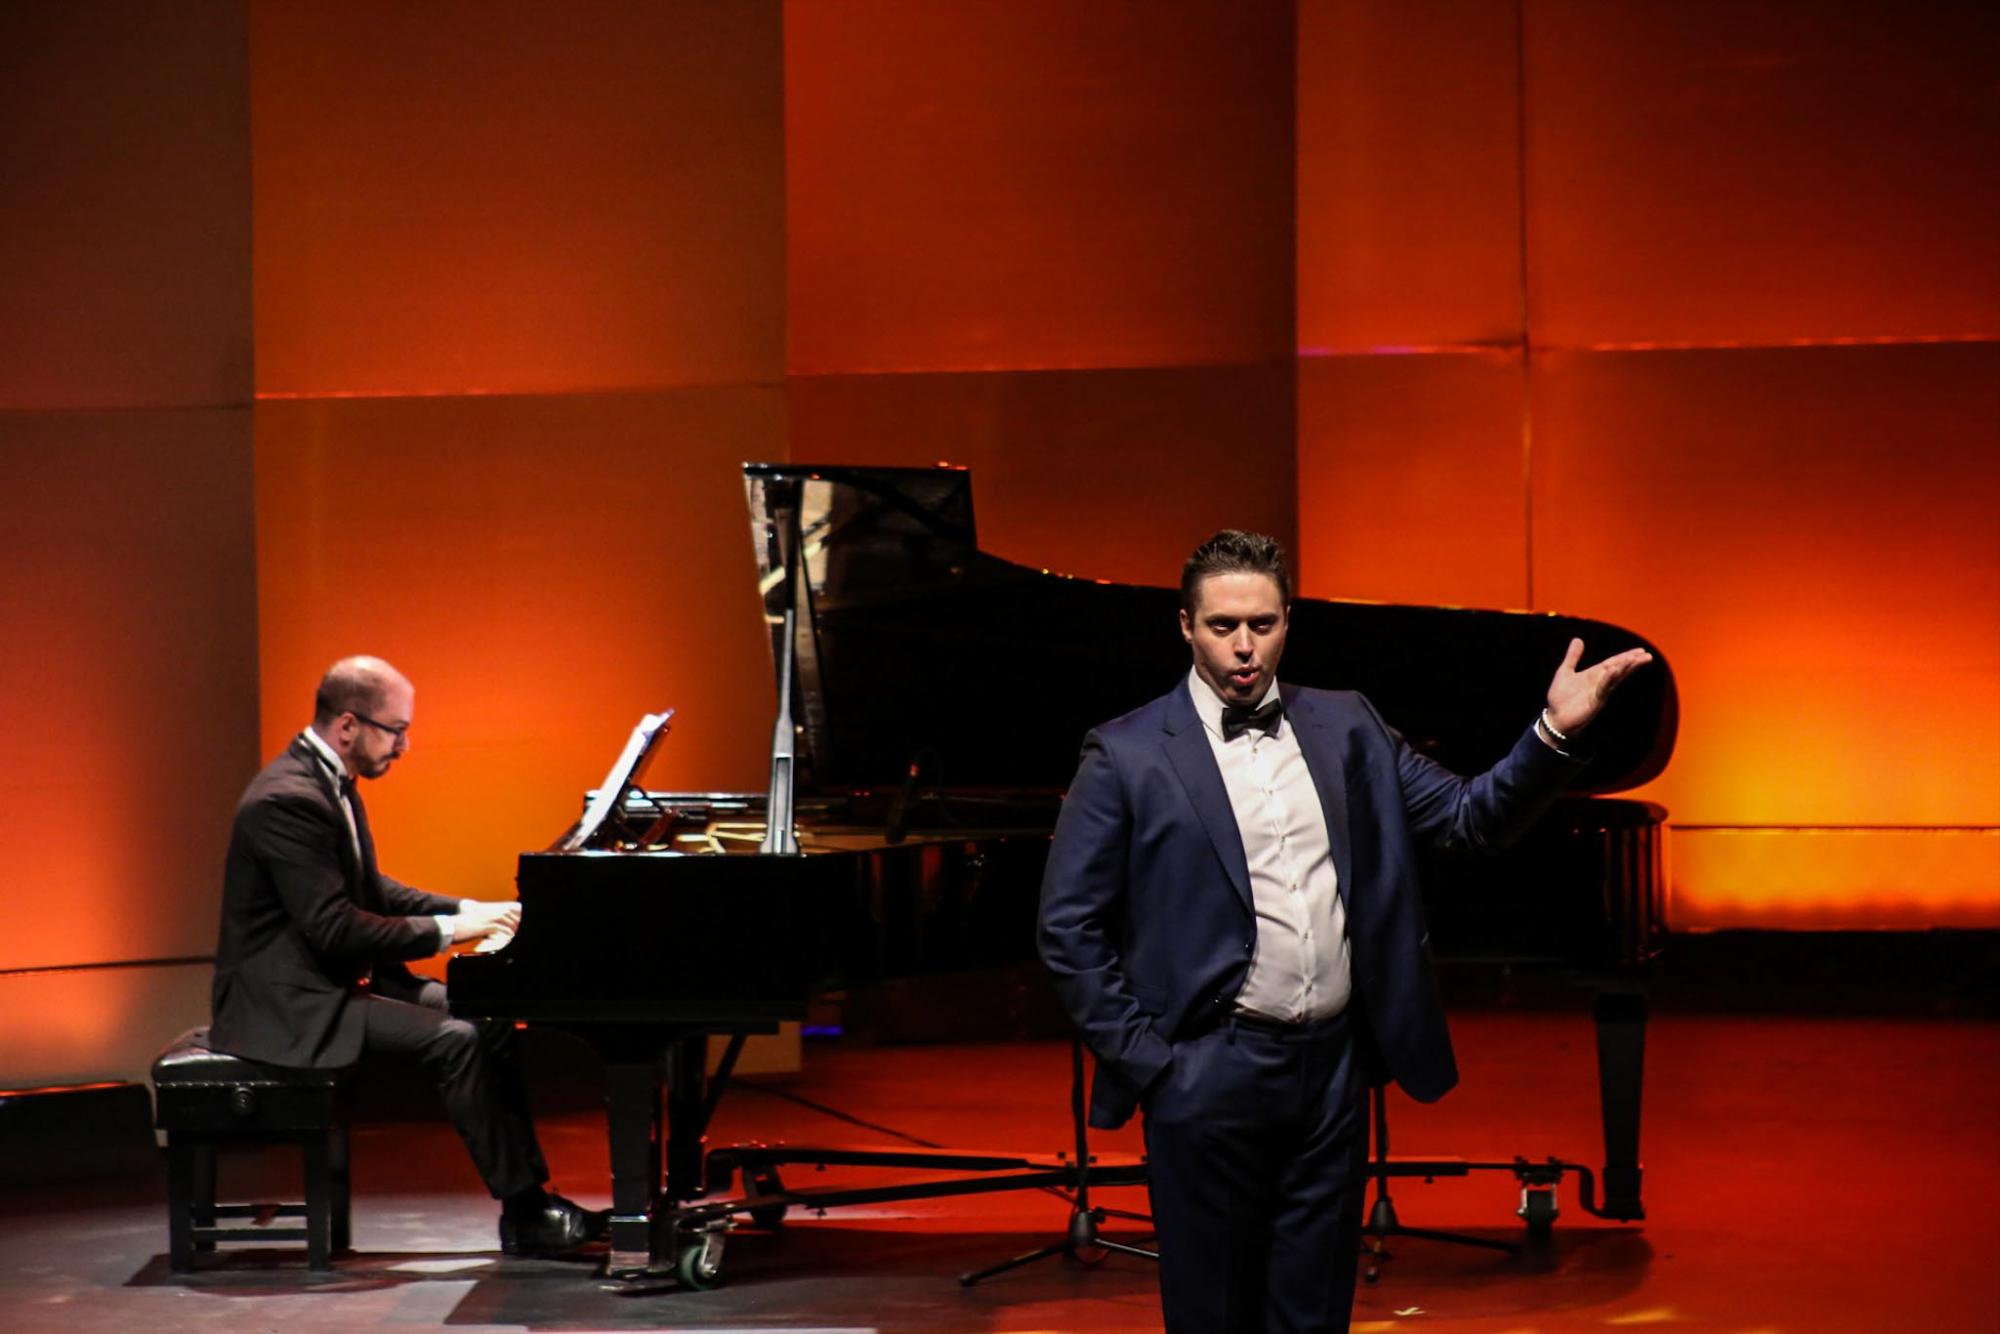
[
  {"left": 248, "top": 0, "right": 789, "bottom": 922},
  {"left": 785, "top": 0, "right": 1295, "bottom": 376},
  {"left": 4, "top": 0, "right": 1997, "bottom": 1089},
  {"left": 1297, "top": 0, "right": 1999, "bottom": 928},
  {"left": 250, "top": 0, "right": 784, "bottom": 398},
  {"left": 785, "top": 0, "right": 1301, "bottom": 575},
  {"left": 252, "top": 391, "right": 785, "bottom": 907},
  {"left": 0, "top": 0, "right": 257, "bottom": 1087}
]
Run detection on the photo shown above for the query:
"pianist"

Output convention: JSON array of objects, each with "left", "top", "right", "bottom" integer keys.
[
  {"left": 207, "top": 655, "right": 600, "bottom": 1256},
  {"left": 1038, "top": 531, "right": 1650, "bottom": 1333}
]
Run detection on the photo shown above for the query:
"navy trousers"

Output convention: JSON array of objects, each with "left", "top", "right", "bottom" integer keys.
[{"left": 1142, "top": 1012, "right": 1369, "bottom": 1334}]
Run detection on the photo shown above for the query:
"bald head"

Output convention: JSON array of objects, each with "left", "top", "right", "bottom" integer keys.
[
  {"left": 312, "top": 656, "right": 409, "bottom": 729},
  {"left": 310, "top": 656, "right": 415, "bottom": 780}
]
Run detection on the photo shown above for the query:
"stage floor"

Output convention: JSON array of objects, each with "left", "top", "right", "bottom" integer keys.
[{"left": 3, "top": 1012, "right": 1996, "bottom": 1332}]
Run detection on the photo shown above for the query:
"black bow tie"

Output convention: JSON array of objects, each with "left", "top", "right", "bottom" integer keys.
[
  {"left": 1221, "top": 698, "right": 1283, "bottom": 741},
  {"left": 337, "top": 775, "right": 357, "bottom": 802}
]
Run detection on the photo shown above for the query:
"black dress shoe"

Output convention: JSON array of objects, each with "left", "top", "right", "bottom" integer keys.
[{"left": 499, "top": 1192, "right": 596, "bottom": 1256}]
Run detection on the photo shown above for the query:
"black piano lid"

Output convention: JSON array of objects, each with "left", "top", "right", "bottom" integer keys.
[{"left": 745, "top": 463, "right": 1677, "bottom": 797}]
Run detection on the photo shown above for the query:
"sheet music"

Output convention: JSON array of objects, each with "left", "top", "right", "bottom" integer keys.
[{"left": 560, "top": 710, "right": 674, "bottom": 852}]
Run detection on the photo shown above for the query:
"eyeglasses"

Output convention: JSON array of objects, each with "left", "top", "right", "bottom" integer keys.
[{"left": 351, "top": 712, "right": 411, "bottom": 742}]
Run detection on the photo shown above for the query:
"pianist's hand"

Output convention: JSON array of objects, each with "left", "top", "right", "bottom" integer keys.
[
  {"left": 1544, "top": 637, "right": 1653, "bottom": 736},
  {"left": 450, "top": 899, "right": 522, "bottom": 944}
]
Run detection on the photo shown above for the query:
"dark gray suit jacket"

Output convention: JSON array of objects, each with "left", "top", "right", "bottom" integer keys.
[
  {"left": 208, "top": 736, "right": 458, "bottom": 1068},
  {"left": 1038, "top": 681, "right": 1582, "bottom": 1129}
]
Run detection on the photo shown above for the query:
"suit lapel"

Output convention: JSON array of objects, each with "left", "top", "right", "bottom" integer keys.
[
  {"left": 288, "top": 737, "right": 365, "bottom": 892},
  {"left": 1284, "top": 687, "right": 1355, "bottom": 913},
  {"left": 1161, "top": 682, "right": 1253, "bottom": 912},
  {"left": 347, "top": 785, "right": 381, "bottom": 906}
]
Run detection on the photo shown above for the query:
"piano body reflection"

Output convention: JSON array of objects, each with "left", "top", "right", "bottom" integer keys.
[{"left": 450, "top": 463, "right": 1676, "bottom": 1281}]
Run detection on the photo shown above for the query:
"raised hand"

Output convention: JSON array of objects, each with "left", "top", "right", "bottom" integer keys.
[{"left": 1545, "top": 637, "right": 1653, "bottom": 736}]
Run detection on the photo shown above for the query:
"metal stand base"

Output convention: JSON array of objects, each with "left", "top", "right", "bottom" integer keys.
[
  {"left": 1360, "top": 1084, "right": 1520, "bottom": 1286},
  {"left": 959, "top": 1198, "right": 1157, "bottom": 1286},
  {"left": 1360, "top": 1189, "right": 1518, "bottom": 1285},
  {"left": 958, "top": 1036, "right": 1156, "bottom": 1287}
]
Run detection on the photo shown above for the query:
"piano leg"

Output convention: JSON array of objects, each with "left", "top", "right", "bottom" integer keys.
[
  {"left": 1592, "top": 989, "right": 1648, "bottom": 1221},
  {"left": 664, "top": 1034, "right": 710, "bottom": 1207},
  {"left": 602, "top": 1056, "right": 665, "bottom": 1277}
]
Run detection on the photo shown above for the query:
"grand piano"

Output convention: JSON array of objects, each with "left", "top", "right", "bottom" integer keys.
[{"left": 450, "top": 462, "right": 1676, "bottom": 1283}]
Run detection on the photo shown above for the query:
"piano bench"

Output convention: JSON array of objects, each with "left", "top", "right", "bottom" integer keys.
[{"left": 150, "top": 1028, "right": 352, "bottom": 1274}]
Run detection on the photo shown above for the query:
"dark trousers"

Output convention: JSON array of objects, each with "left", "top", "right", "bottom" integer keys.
[
  {"left": 357, "top": 979, "right": 548, "bottom": 1200},
  {"left": 1142, "top": 1012, "right": 1368, "bottom": 1334}
]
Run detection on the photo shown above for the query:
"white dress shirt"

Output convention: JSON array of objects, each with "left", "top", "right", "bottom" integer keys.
[
  {"left": 1187, "top": 670, "right": 1352, "bottom": 1024},
  {"left": 299, "top": 728, "right": 456, "bottom": 954}
]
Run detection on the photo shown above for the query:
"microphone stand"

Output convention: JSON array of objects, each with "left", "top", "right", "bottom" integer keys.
[{"left": 958, "top": 1035, "right": 1156, "bottom": 1286}]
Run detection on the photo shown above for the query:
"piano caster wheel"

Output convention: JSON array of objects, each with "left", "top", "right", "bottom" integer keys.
[
  {"left": 675, "top": 1230, "right": 726, "bottom": 1291},
  {"left": 1519, "top": 1186, "right": 1557, "bottom": 1237},
  {"left": 747, "top": 1167, "right": 786, "bottom": 1229}
]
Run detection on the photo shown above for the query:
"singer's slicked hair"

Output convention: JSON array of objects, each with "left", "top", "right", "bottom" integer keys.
[{"left": 1179, "top": 530, "right": 1291, "bottom": 614}]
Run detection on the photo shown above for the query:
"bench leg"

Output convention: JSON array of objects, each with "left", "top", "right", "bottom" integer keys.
[
  {"left": 303, "top": 1135, "right": 331, "bottom": 1270},
  {"left": 166, "top": 1139, "right": 195, "bottom": 1274},
  {"left": 191, "top": 1142, "right": 218, "bottom": 1252},
  {"left": 329, "top": 1124, "right": 351, "bottom": 1253}
]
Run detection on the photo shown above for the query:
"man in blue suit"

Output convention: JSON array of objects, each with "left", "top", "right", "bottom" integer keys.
[{"left": 1038, "top": 531, "right": 1651, "bottom": 1333}]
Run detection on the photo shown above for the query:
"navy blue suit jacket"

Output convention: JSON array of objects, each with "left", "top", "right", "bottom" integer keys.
[{"left": 1038, "top": 680, "right": 1583, "bottom": 1130}]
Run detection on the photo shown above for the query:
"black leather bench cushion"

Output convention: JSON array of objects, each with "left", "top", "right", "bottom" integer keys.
[{"left": 152, "top": 1028, "right": 347, "bottom": 1132}]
